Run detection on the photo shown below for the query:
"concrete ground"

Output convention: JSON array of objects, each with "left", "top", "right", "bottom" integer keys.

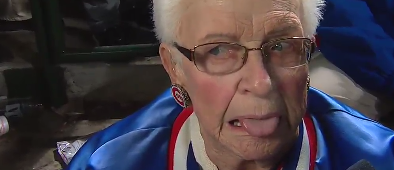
[{"left": 0, "top": 120, "right": 118, "bottom": 170}]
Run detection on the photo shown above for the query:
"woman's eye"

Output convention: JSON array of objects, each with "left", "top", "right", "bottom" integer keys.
[
  {"left": 270, "top": 42, "right": 290, "bottom": 51},
  {"left": 208, "top": 46, "right": 226, "bottom": 56}
]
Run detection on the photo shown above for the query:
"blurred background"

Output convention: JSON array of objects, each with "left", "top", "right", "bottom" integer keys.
[{"left": 0, "top": 0, "right": 170, "bottom": 169}]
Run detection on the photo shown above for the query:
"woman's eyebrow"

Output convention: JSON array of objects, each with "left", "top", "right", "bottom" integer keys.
[
  {"left": 264, "top": 25, "right": 302, "bottom": 40},
  {"left": 199, "top": 33, "right": 238, "bottom": 43},
  {"left": 197, "top": 24, "right": 301, "bottom": 44}
]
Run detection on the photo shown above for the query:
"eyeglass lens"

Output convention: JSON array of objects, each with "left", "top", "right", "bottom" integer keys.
[{"left": 193, "top": 38, "right": 311, "bottom": 74}]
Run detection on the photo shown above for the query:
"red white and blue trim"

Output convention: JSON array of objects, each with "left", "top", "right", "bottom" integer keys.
[{"left": 168, "top": 108, "right": 317, "bottom": 170}]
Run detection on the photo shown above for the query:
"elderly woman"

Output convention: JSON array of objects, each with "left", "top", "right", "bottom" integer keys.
[{"left": 66, "top": 0, "right": 394, "bottom": 169}]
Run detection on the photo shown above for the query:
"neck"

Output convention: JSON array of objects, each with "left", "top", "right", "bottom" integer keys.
[
  {"left": 201, "top": 128, "right": 298, "bottom": 170},
  {"left": 202, "top": 135, "right": 275, "bottom": 170}
]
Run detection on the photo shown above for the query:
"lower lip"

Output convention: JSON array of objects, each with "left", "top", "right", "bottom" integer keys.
[{"left": 227, "top": 116, "right": 281, "bottom": 137}]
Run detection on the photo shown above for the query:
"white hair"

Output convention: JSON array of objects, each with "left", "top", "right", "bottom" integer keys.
[
  {"left": 152, "top": 0, "right": 325, "bottom": 43},
  {"left": 300, "top": 0, "right": 325, "bottom": 38}
]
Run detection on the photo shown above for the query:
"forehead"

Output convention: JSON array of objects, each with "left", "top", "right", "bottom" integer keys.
[
  {"left": 202, "top": 0, "right": 299, "bottom": 13},
  {"left": 177, "top": 0, "right": 302, "bottom": 46}
]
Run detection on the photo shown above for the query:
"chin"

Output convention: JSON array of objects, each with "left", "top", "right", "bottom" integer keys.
[
  {"left": 229, "top": 125, "right": 297, "bottom": 161},
  {"left": 237, "top": 144, "right": 283, "bottom": 161},
  {"left": 231, "top": 137, "right": 286, "bottom": 161}
]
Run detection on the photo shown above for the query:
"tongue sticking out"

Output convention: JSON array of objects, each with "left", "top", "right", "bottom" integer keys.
[{"left": 241, "top": 117, "right": 279, "bottom": 137}]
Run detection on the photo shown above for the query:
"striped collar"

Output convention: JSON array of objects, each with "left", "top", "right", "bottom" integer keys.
[{"left": 168, "top": 108, "right": 317, "bottom": 170}]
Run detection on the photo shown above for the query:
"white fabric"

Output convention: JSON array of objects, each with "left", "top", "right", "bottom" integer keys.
[
  {"left": 190, "top": 113, "right": 218, "bottom": 170},
  {"left": 173, "top": 113, "right": 192, "bottom": 170},
  {"left": 0, "top": 116, "right": 9, "bottom": 136},
  {"left": 296, "top": 121, "right": 310, "bottom": 170},
  {"left": 309, "top": 53, "right": 394, "bottom": 119}
]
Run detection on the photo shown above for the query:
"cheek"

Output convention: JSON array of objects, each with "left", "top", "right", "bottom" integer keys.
[
  {"left": 183, "top": 67, "right": 236, "bottom": 126},
  {"left": 190, "top": 76, "right": 235, "bottom": 112},
  {"left": 276, "top": 67, "right": 308, "bottom": 98},
  {"left": 278, "top": 77, "right": 307, "bottom": 99},
  {"left": 275, "top": 67, "right": 308, "bottom": 126}
]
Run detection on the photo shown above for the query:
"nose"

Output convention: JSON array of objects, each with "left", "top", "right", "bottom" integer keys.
[{"left": 238, "top": 50, "right": 273, "bottom": 97}]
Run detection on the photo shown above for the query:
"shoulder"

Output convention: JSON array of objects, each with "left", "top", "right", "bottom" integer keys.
[
  {"left": 66, "top": 88, "right": 183, "bottom": 170},
  {"left": 308, "top": 88, "right": 394, "bottom": 169}
]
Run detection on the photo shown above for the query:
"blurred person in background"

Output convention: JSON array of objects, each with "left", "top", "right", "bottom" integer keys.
[
  {"left": 0, "top": 0, "right": 32, "bottom": 62},
  {"left": 0, "top": 0, "right": 32, "bottom": 31},
  {"left": 0, "top": 0, "right": 157, "bottom": 46},
  {"left": 82, "top": 0, "right": 157, "bottom": 46},
  {"left": 309, "top": 0, "right": 394, "bottom": 119}
]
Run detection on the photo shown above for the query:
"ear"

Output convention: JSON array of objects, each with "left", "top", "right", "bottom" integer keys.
[{"left": 159, "top": 43, "right": 182, "bottom": 85}]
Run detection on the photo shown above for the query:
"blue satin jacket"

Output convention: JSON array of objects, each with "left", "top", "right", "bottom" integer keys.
[
  {"left": 65, "top": 88, "right": 394, "bottom": 170},
  {"left": 317, "top": 0, "right": 394, "bottom": 96}
]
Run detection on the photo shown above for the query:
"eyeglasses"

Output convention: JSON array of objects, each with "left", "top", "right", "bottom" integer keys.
[{"left": 174, "top": 37, "right": 315, "bottom": 75}]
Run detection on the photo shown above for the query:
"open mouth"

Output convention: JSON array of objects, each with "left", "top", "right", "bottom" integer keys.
[
  {"left": 229, "top": 119, "right": 242, "bottom": 127},
  {"left": 227, "top": 116, "right": 281, "bottom": 137}
]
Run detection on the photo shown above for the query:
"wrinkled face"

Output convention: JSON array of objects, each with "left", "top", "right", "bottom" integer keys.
[{"left": 161, "top": 0, "right": 309, "bottom": 162}]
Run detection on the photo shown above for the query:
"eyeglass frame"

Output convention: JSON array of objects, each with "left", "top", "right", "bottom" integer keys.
[{"left": 173, "top": 37, "right": 316, "bottom": 74}]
